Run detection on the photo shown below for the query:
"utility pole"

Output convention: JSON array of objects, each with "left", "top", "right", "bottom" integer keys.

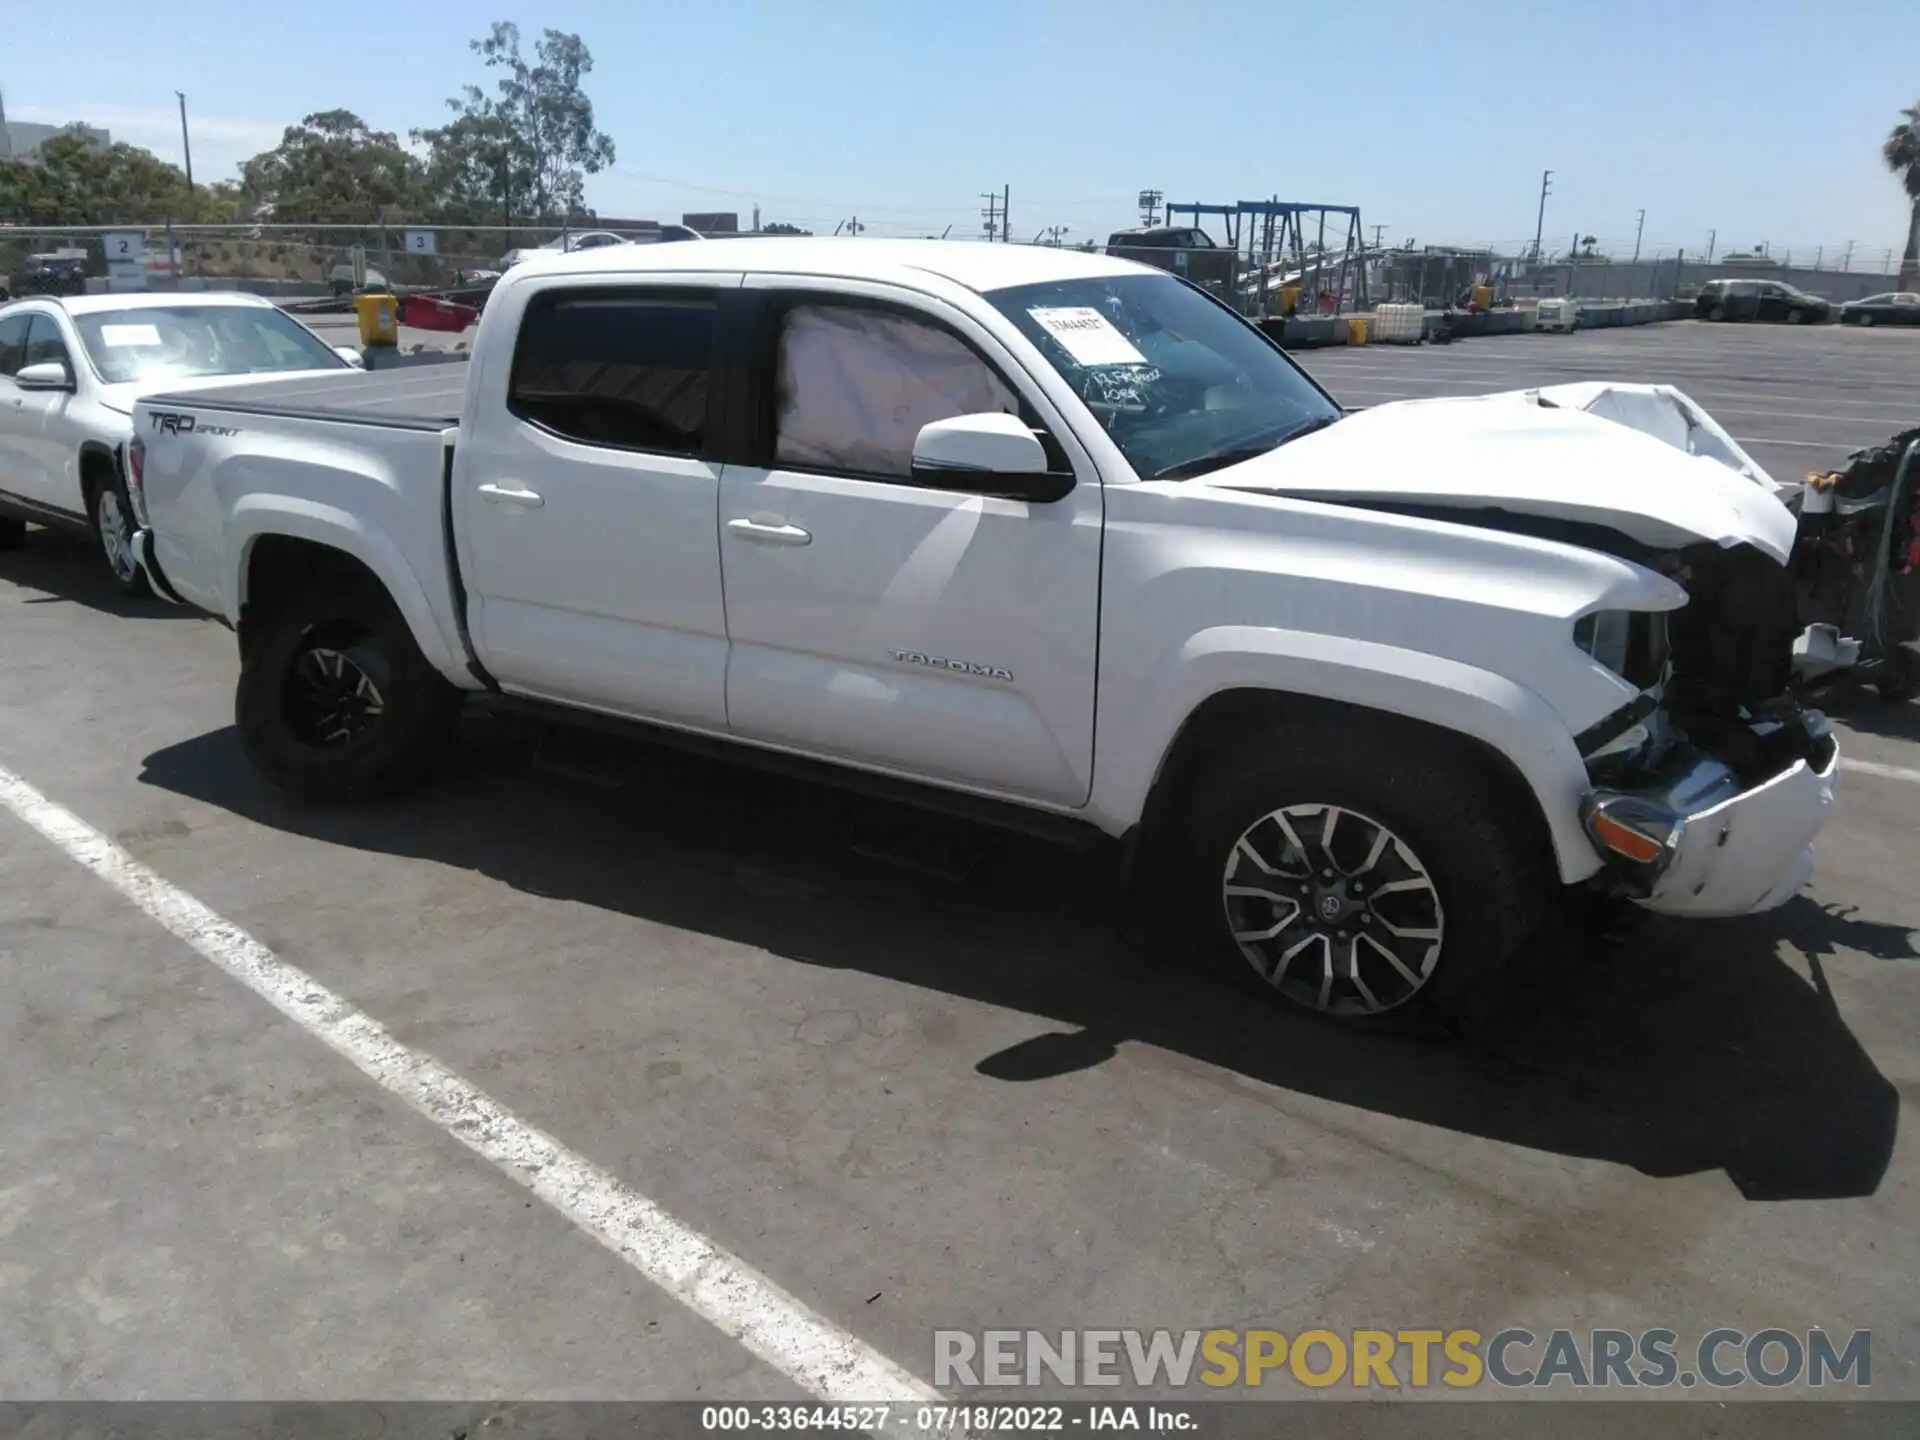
[
  {"left": 1842, "top": 240, "right": 1854, "bottom": 272},
  {"left": 980, "top": 190, "right": 1001, "bottom": 242},
  {"left": 1137, "top": 189, "right": 1162, "bottom": 228},
  {"left": 1371, "top": 224, "right": 1385, "bottom": 250},
  {"left": 176, "top": 91, "right": 194, "bottom": 188},
  {"left": 1706, "top": 229, "right": 1716, "bottom": 263},
  {"left": 1631, "top": 208, "right": 1645, "bottom": 264},
  {"left": 1038, "top": 225, "right": 1070, "bottom": 247},
  {"left": 1002, "top": 184, "right": 1010, "bottom": 243},
  {"left": 1530, "top": 169, "right": 1553, "bottom": 263}
]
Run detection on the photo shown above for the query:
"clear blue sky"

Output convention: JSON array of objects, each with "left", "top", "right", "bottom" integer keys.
[{"left": 6, "top": 0, "right": 1914, "bottom": 266}]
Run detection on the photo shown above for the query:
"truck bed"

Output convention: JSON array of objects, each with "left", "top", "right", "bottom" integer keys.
[{"left": 143, "top": 363, "right": 469, "bottom": 431}]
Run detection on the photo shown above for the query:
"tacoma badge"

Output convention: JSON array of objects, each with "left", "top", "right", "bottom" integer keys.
[{"left": 890, "top": 649, "right": 1014, "bottom": 682}]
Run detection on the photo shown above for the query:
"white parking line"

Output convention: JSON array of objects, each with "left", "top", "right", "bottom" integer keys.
[
  {"left": 0, "top": 761, "right": 941, "bottom": 1408},
  {"left": 1841, "top": 757, "right": 1920, "bottom": 785}
]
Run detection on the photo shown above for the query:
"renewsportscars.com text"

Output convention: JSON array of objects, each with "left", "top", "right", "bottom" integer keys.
[{"left": 933, "top": 1327, "right": 1871, "bottom": 1391}]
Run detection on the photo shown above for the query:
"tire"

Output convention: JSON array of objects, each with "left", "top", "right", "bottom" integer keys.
[
  {"left": 1859, "top": 313, "right": 1875, "bottom": 328},
  {"left": 85, "top": 467, "right": 151, "bottom": 598},
  {"left": 235, "top": 579, "right": 462, "bottom": 802},
  {"left": 1786, "top": 308, "right": 1803, "bottom": 325},
  {"left": 0, "top": 516, "right": 24, "bottom": 550},
  {"left": 1170, "top": 715, "right": 1547, "bottom": 1021},
  {"left": 1708, "top": 304, "right": 1726, "bottom": 322}
]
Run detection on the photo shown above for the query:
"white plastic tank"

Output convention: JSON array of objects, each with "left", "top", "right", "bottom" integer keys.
[{"left": 1370, "top": 303, "right": 1425, "bottom": 343}]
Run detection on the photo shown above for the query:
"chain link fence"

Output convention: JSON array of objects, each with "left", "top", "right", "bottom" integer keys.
[{"left": 0, "top": 223, "right": 681, "bottom": 298}]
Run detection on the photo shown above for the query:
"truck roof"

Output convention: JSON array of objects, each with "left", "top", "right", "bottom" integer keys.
[{"left": 510, "top": 235, "right": 1146, "bottom": 293}]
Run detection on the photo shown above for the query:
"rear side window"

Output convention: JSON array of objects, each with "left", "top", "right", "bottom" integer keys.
[
  {"left": 0, "top": 313, "right": 29, "bottom": 377},
  {"left": 509, "top": 292, "right": 717, "bottom": 456}
]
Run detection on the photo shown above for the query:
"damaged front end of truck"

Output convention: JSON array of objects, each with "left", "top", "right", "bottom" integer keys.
[{"left": 1209, "top": 385, "right": 1843, "bottom": 917}]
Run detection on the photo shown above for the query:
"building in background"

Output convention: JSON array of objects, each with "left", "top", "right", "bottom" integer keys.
[
  {"left": 0, "top": 89, "right": 111, "bottom": 157},
  {"left": 682, "top": 212, "right": 740, "bottom": 235}
]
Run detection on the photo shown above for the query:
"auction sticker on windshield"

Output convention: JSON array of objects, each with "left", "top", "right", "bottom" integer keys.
[
  {"left": 99, "top": 324, "right": 163, "bottom": 347},
  {"left": 1028, "top": 306, "right": 1147, "bottom": 367}
]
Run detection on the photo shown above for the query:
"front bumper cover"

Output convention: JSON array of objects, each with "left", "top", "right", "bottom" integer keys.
[{"left": 1582, "top": 728, "right": 1840, "bottom": 918}]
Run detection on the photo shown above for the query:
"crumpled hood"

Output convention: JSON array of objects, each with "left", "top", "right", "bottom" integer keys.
[{"left": 1203, "top": 394, "right": 1799, "bottom": 565}]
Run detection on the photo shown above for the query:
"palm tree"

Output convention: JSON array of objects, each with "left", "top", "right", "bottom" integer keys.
[{"left": 1886, "top": 101, "right": 1920, "bottom": 288}]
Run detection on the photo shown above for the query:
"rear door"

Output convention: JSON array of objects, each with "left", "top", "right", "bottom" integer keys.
[
  {"left": 716, "top": 279, "right": 1103, "bottom": 808},
  {"left": 451, "top": 273, "right": 743, "bottom": 729}
]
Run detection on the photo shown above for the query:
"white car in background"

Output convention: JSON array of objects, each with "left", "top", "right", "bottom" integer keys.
[
  {"left": 0, "top": 291, "right": 361, "bottom": 595},
  {"left": 495, "top": 225, "right": 704, "bottom": 269}
]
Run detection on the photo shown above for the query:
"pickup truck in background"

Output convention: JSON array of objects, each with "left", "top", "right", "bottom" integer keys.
[{"left": 125, "top": 238, "right": 1839, "bottom": 1022}]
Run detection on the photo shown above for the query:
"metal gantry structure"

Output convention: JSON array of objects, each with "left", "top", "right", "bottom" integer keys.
[{"left": 1163, "top": 199, "right": 1371, "bottom": 317}]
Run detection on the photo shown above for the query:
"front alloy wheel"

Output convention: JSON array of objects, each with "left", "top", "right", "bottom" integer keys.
[{"left": 1221, "top": 802, "right": 1445, "bottom": 1016}]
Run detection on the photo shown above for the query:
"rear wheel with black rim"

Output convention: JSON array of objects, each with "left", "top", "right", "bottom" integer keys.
[
  {"left": 1708, "top": 303, "right": 1727, "bottom": 321},
  {"left": 1859, "top": 312, "right": 1875, "bottom": 327},
  {"left": 236, "top": 579, "right": 461, "bottom": 801},
  {"left": 1786, "top": 308, "right": 1804, "bottom": 324},
  {"left": 86, "top": 470, "right": 150, "bottom": 597},
  {"left": 1173, "top": 716, "right": 1547, "bottom": 1021}
]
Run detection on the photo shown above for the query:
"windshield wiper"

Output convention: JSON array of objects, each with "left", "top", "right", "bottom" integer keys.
[{"left": 1151, "top": 412, "right": 1343, "bottom": 481}]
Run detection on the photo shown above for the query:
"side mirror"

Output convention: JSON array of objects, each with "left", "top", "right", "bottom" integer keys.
[
  {"left": 910, "top": 412, "right": 1073, "bottom": 503},
  {"left": 14, "top": 360, "right": 74, "bottom": 393},
  {"left": 334, "top": 346, "right": 367, "bottom": 368}
]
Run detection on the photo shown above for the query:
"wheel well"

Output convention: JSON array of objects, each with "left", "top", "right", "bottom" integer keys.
[
  {"left": 1136, "top": 688, "right": 1556, "bottom": 875},
  {"left": 78, "top": 445, "right": 117, "bottom": 502},
  {"left": 239, "top": 536, "right": 385, "bottom": 657}
]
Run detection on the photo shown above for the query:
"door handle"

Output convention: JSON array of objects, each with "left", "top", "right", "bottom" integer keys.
[
  {"left": 477, "top": 482, "right": 544, "bottom": 508},
  {"left": 726, "top": 517, "right": 811, "bottom": 546}
]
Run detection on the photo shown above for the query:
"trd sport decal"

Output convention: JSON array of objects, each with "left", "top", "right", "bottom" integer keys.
[{"left": 148, "top": 412, "right": 240, "bottom": 438}]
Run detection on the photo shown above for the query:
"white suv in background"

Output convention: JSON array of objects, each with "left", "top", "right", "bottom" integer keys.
[{"left": 0, "top": 291, "right": 360, "bottom": 595}]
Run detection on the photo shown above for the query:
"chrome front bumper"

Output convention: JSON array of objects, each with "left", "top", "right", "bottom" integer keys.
[{"left": 1583, "top": 734, "right": 1841, "bottom": 919}]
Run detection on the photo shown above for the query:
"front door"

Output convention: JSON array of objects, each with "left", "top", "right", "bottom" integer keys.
[
  {"left": 717, "top": 282, "right": 1103, "bottom": 809},
  {"left": 451, "top": 275, "right": 741, "bottom": 729},
  {"left": 0, "top": 311, "right": 65, "bottom": 512}
]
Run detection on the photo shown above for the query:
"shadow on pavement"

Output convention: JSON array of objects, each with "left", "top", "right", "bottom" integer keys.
[
  {"left": 0, "top": 527, "right": 200, "bottom": 621},
  {"left": 1829, "top": 694, "right": 1920, "bottom": 743},
  {"left": 138, "top": 707, "right": 1901, "bottom": 1203}
]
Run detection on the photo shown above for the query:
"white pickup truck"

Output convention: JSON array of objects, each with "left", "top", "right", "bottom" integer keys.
[{"left": 126, "top": 238, "right": 1839, "bottom": 1020}]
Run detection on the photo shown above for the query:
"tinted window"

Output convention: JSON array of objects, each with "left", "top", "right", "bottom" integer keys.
[
  {"left": 0, "top": 313, "right": 29, "bottom": 377},
  {"left": 772, "top": 302, "right": 1020, "bottom": 481},
  {"left": 510, "top": 292, "right": 716, "bottom": 455},
  {"left": 23, "top": 315, "right": 71, "bottom": 370}
]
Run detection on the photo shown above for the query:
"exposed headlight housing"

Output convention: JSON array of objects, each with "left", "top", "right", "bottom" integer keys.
[{"left": 1573, "top": 608, "right": 1668, "bottom": 691}]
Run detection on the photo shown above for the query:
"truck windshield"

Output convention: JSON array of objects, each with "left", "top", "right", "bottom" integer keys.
[
  {"left": 986, "top": 273, "right": 1342, "bottom": 480},
  {"left": 74, "top": 305, "right": 346, "bottom": 385}
]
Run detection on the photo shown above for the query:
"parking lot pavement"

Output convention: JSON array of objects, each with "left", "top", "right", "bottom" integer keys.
[
  {"left": 1298, "top": 318, "right": 1920, "bottom": 488},
  {"left": 2, "top": 324, "right": 1919, "bottom": 1410}
]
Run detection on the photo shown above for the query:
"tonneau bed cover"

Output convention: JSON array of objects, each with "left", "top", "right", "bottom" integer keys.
[{"left": 144, "top": 362, "right": 469, "bottom": 431}]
